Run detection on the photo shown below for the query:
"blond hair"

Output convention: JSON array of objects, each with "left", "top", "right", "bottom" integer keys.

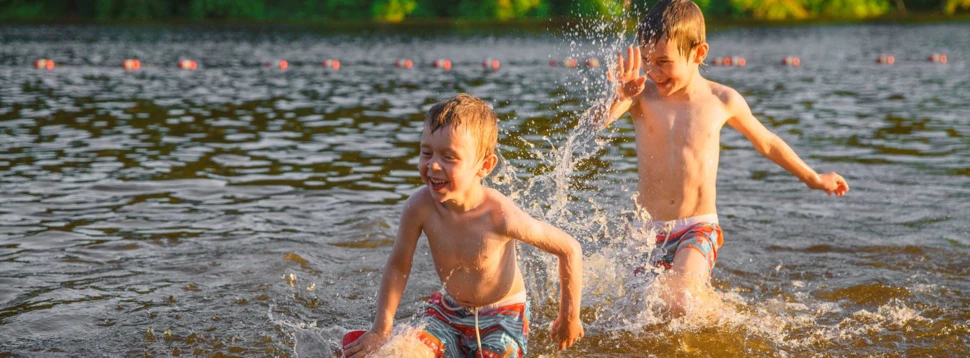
[
  {"left": 425, "top": 93, "right": 498, "bottom": 159},
  {"left": 637, "top": 0, "right": 706, "bottom": 59}
]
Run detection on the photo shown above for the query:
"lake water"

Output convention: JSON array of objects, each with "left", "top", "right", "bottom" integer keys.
[{"left": 1, "top": 22, "right": 969, "bottom": 357}]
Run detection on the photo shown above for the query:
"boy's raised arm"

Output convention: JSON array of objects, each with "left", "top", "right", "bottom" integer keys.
[
  {"left": 595, "top": 46, "right": 647, "bottom": 130},
  {"left": 343, "top": 195, "right": 425, "bottom": 358},
  {"left": 501, "top": 201, "right": 584, "bottom": 351},
  {"left": 725, "top": 90, "right": 849, "bottom": 196}
]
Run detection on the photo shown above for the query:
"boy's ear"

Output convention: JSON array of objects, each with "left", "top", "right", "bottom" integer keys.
[
  {"left": 693, "top": 43, "right": 709, "bottom": 64},
  {"left": 479, "top": 153, "right": 498, "bottom": 177}
]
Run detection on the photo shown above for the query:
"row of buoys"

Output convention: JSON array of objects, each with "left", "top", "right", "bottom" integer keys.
[
  {"left": 782, "top": 56, "right": 801, "bottom": 67},
  {"left": 712, "top": 57, "right": 747, "bottom": 67},
  {"left": 549, "top": 57, "right": 601, "bottom": 68},
  {"left": 33, "top": 59, "right": 56, "bottom": 70},
  {"left": 875, "top": 54, "right": 947, "bottom": 64},
  {"left": 31, "top": 53, "right": 951, "bottom": 71}
]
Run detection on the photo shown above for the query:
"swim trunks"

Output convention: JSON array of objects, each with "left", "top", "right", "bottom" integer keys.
[
  {"left": 645, "top": 213, "right": 723, "bottom": 273},
  {"left": 418, "top": 290, "right": 530, "bottom": 358}
]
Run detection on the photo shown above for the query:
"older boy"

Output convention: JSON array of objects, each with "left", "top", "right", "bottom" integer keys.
[
  {"left": 599, "top": 0, "right": 848, "bottom": 314},
  {"left": 344, "top": 94, "right": 584, "bottom": 357}
]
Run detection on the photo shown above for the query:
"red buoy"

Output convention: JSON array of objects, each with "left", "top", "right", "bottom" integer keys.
[
  {"left": 323, "top": 59, "right": 341, "bottom": 70},
  {"left": 563, "top": 57, "right": 579, "bottom": 68},
  {"left": 782, "top": 56, "right": 801, "bottom": 67},
  {"left": 34, "top": 59, "right": 55, "bottom": 70},
  {"left": 549, "top": 59, "right": 558, "bottom": 67},
  {"left": 395, "top": 59, "right": 413, "bottom": 69},
  {"left": 877, "top": 55, "right": 895, "bottom": 65},
  {"left": 482, "top": 58, "right": 500, "bottom": 71},
  {"left": 122, "top": 59, "right": 141, "bottom": 71},
  {"left": 733, "top": 57, "right": 746, "bottom": 67},
  {"left": 432, "top": 59, "right": 452, "bottom": 70},
  {"left": 928, "top": 53, "right": 948, "bottom": 64},
  {"left": 278, "top": 60, "right": 289, "bottom": 70},
  {"left": 178, "top": 59, "right": 197, "bottom": 70},
  {"left": 718, "top": 57, "right": 733, "bottom": 66}
]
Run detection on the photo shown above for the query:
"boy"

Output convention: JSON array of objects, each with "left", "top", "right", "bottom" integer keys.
[
  {"left": 598, "top": 0, "right": 849, "bottom": 314},
  {"left": 343, "top": 94, "right": 584, "bottom": 358}
]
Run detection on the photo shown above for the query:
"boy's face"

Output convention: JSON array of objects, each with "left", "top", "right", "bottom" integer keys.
[
  {"left": 641, "top": 36, "right": 708, "bottom": 97},
  {"left": 418, "top": 124, "right": 496, "bottom": 204}
]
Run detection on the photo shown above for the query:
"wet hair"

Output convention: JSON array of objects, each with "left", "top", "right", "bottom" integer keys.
[
  {"left": 424, "top": 93, "right": 498, "bottom": 159},
  {"left": 637, "top": 0, "right": 706, "bottom": 58}
]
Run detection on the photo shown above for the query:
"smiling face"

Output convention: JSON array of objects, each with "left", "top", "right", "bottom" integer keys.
[
  {"left": 642, "top": 36, "right": 707, "bottom": 97},
  {"left": 418, "top": 124, "right": 496, "bottom": 205}
]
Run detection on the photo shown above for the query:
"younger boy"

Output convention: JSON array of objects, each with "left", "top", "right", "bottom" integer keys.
[
  {"left": 343, "top": 94, "right": 584, "bottom": 357},
  {"left": 598, "top": 0, "right": 849, "bottom": 314}
]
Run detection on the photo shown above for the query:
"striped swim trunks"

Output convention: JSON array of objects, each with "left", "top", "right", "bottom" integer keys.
[
  {"left": 646, "top": 213, "right": 724, "bottom": 273},
  {"left": 418, "top": 290, "right": 530, "bottom": 358}
]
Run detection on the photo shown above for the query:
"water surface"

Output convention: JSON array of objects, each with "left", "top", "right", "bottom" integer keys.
[{"left": 1, "top": 23, "right": 969, "bottom": 356}]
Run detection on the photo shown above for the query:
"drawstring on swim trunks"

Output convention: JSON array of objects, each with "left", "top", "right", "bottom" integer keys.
[
  {"left": 473, "top": 307, "right": 483, "bottom": 358},
  {"left": 440, "top": 294, "right": 484, "bottom": 357}
]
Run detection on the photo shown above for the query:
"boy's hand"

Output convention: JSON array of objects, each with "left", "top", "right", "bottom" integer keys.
[
  {"left": 342, "top": 330, "right": 386, "bottom": 358},
  {"left": 550, "top": 314, "right": 584, "bottom": 351},
  {"left": 810, "top": 172, "right": 849, "bottom": 196},
  {"left": 608, "top": 46, "right": 648, "bottom": 101}
]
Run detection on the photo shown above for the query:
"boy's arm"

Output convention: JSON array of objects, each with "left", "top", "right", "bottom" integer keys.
[
  {"left": 501, "top": 202, "right": 584, "bottom": 351},
  {"left": 595, "top": 46, "right": 647, "bottom": 130},
  {"left": 343, "top": 195, "right": 424, "bottom": 358},
  {"left": 725, "top": 90, "right": 849, "bottom": 196}
]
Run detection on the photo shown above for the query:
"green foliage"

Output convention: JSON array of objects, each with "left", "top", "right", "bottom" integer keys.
[
  {"left": 0, "top": 0, "right": 46, "bottom": 20},
  {"left": 372, "top": 0, "right": 418, "bottom": 21},
  {"left": 807, "top": 0, "right": 892, "bottom": 18},
  {"left": 730, "top": 0, "right": 811, "bottom": 20},
  {"left": 944, "top": 0, "right": 970, "bottom": 14},
  {"left": 0, "top": 0, "right": 965, "bottom": 21}
]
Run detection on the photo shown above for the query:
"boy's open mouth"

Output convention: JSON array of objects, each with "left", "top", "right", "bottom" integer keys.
[{"left": 429, "top": 177, "right": 449, "bottom": 190}]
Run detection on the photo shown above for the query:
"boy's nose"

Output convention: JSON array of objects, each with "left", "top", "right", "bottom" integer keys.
[{"left": 428, "top": 160, "right": 443, "bottom": 171}]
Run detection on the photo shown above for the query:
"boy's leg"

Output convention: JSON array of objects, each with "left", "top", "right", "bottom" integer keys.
[
  {"left": 418, "top": 315, "right": 462, "bottom": 358},
  {"left": 662, "top": 224, "right": 722, "bottom": 316},
  {"left": 420, "top": 292, "right": 465, "bottom": 357},
  {"left": 665, "top": 248, "right": 712, "bottom": 316}
]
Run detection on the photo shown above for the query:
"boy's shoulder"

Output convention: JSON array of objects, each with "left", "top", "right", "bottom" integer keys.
[
  {"left": 403, "top": 186, "right": 434, "bottom": 215},
  {"left": 706, "top": 79, "right": 745, "bottom": 107},
  {"left": 482, "top": 187, "right": 520, "bottom": 214}
]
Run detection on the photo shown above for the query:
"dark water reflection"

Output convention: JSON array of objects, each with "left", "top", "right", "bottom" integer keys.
[{"left": 1, "top": 23, "right": 969, "bottom": 356}]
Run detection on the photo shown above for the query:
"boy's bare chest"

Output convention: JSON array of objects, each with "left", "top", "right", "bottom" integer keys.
[
  {"left": 636, "top": 100, "right": 726, "bottom": 139},
  {"left": 424, "top": 215, "right": 503, "bottom": 263}
]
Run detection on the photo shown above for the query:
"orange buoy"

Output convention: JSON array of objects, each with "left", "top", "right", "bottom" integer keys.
[
  {"left": 482, "top": 58, "right": 500, "bottom": 71},
  {"left": 928, "top": 53, "right": 948, "bottom": 64},
  {"left": 877, "top": 55, "right": 895, "bottom": 64},
  {"left": 585, "top": 58, "right": 601, "bottom": 68},
  {"left": 395, "top": 59, "right": 413, "bottom": 69},
  {"left": 34, "top": 59, "right": 55, "bottom": 70},
  {"left": 323, "top": 59, "right": 341, "bottom": 70},
  {"left": 563, "top": 57, "right": 579, "bottom": 68},
  {"left": 782, "top": 56, "right": 801, "bottom": 67},
  {"left": 278, "top": 60, "right": 289, "bottom": 70},
  {"left": 732, "top": 57, "right": 746, "bottom": 67},
  {"left": 178, "top": 59, "right": 197, "bottom": 70},
  {"left": 122, "top": 59, "right": 141, "bottom": 71},
  {"left": 716, "top": 57, "right": 733, "bottom": 66},
  {"left": 432, "top": 59, "right": 452, "bottom": 70}
]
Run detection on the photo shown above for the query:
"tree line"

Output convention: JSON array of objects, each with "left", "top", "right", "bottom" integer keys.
[{"left": 1, "top": 0, "right": 968, "bottom": 21}]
